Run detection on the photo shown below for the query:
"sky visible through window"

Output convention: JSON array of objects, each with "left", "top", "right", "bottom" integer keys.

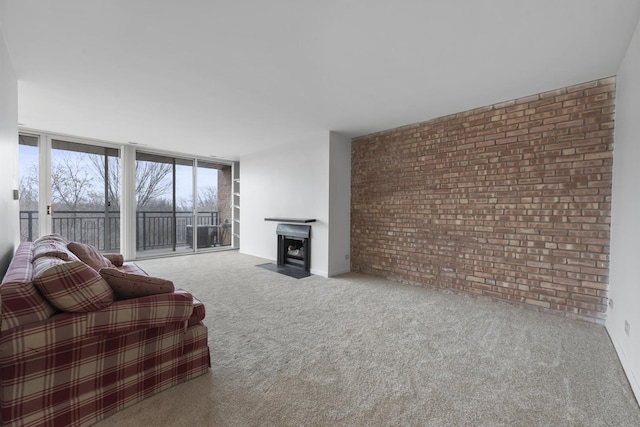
[{"left": 18, "top": 144, "right": 218, "bottom": 210}]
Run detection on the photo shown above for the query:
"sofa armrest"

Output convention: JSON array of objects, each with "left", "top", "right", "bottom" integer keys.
[{"left": 0, "top": 291, "right": 193, "bottom": 364}]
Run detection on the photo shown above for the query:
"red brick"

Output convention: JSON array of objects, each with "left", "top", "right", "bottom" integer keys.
[{"left": 351, "top": 77, "right": 614, "bottom": 322}]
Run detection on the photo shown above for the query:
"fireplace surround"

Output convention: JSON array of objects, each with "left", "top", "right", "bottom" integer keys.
[{"left": 276, "top": 223, "right": 311, "bottom": 272}]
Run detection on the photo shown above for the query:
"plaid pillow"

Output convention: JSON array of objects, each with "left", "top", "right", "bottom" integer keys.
[
  {"left": 34, "top": 261, "right": 114, "bottom": 312},
  {"left": 100, "top": 268, "right": 175, "bottom": 300},
  {"left": 33, "top": 233, "right": 67, "bottom": 245},
  {"left": 67, "top": 241, "right": 115, "bottom": 271},
  {"left": 103, "top": 253, "right": 124, "bottom": 267},
  {"left": 33, "top": 255, "right": 67, "bottom": 278},
  {"left": 32, "top": 234, "right": 79, "bottom": 260}
]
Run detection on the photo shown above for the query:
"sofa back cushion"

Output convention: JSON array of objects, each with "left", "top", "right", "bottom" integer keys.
[
  {"left": 34, "top": 261, "right": 114, "bottom": 312},
  {"left": 67, "top": 241, "right": 115, "bottom": 271},
  {"left": 33, "top": 255, "right": 67, "bottom": 278},
  {"left": 32, "top": 234, "right": 78, "bottom": 262},
  {"left": 1, "top": 242, "right": 57, "bottom": 332},
  {"left": 100, "top": 268, "right": 175, "bottom": 300}
]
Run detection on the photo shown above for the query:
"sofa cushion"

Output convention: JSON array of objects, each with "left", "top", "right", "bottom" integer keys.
[
  {"left": 33, "top": 234, "right": 67, "bottom": 245},
  {"left": 34, "top": 261, "right": 114, "bottom": 312},
  {"left": 103, "top": 253, "right": 124, "bottom": 267},
  {"left": 33, "top": 255, "right": 67, "bottom": 278},
  {"left": 67, "top": 241, "right": 115, "bottom": 271},
  {"left": 99, "top": 268, "right": 175, "bottom": 300},
  {"left": 33, "top": 236, "right": 78, "bottom": 262}
]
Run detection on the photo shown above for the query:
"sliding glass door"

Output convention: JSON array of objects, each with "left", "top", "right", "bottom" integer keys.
[
  {"left": 18, "top": 135, "right": 40, "bottom": 241},
  {"left": 135, "top": 152, "right": 195, "bottom": 256},
  {"left": 19, "top": 134, "right": 120, "bottom": 252},
  {"left": 50, "top": 139, "right": 120, "bottom": 252},
  {"left": 134, "top": 154, "right": 233, "bottom": 256}
]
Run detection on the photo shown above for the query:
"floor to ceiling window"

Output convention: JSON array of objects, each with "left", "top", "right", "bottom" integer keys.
[
  {"left": 134, "top": 153, "right": 233, "bottom": 257},
  {"left": 50, "top": 139, "right": 120, "bottom": 252},
  {"left": 18, "top": 134, "right": 40, "bottom": 241},
  {"left": 19, "top": 133, "right": 120, "bottom": 252},
  {"left": 18, "top": 131, "right": 235, "bottom": 258},
  {"left": 135, "top": 152, "right": 194, "bottom": 256}
]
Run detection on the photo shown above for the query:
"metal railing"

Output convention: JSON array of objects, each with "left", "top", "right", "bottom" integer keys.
[{"left": 19, "top": 210, "right": 220, "bottom": 252}]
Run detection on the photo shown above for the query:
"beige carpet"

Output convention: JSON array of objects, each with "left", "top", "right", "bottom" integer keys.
[{"left": 95, "top": 250, "right": 640, "bottom": 426}]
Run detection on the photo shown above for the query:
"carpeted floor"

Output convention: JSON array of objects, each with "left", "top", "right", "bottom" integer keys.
[{"left": 95, "top": 250, "right": 640, "bottom": 426}]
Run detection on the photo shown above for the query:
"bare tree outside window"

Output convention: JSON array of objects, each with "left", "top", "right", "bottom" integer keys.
[
  {"left": 88, "top": 155, "right": 172, "bottom": 210},
  {"left": 51, "top": 154, "right": 97, "bottom": 210},
  {"left": 19, "top": 139, "right": 228, "bottom": 253},
  {"left": 19, "top": 164, "right": 39, "bottom": 211},
  {"left": 177, "top": 185, "right": 218, "bottom": 212}
]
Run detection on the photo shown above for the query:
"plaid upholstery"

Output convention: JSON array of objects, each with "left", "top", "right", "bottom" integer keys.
[
  {"left": 1, "top": 243, "right": 34, "bottom": 284},
  {"left": 0, "top": 292, "right": 193, "bottom": 364},
  {"left": 103, "top": 253, "right": 124, "bottom": 267},
  {"left": 32, "top": 237, "right": 77, "bottom": 262},
  {"left": 86, "top": 292, "right": 193, "bottom": 336},
  {"left": 1, "top": 244, "right": 57, "bottom": 332},
  {"left": 0, "top": 242, "right": 210, "bottom": 427},
  {"left": 1, "top": 323, "right": 210, "bottom": 427},
  {"left": 119, "top": 263, "right": 148, "bottom": 275},
  {"left": 32, "top": 255, "right": 67, "bottom": 278},
  {"left": 67, "top": 241, "right": 115, "bottom": 271},
  {"left": 99, "top": 268, "right": 175, "bottom": 300},
  {"left": 34, "top": 261, "right": 115, "bottom": 312},
  {"left": 189, "top": 295, "right": 206, "bottom": 326},
  {"left": 0, "top": 283, "right": 57, "bottom": 332},
  {"left": 33, "top": 234, "right": 67, "bottom": 245}
]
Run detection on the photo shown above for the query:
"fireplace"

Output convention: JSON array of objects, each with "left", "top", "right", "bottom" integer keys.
[{"left": 276, "top": 224, "right": 311, "bottom": 272}]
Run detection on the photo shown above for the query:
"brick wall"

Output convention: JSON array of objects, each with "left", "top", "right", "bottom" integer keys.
[{"left": 351, "top": 77, "right": 615, "bottom": 322}]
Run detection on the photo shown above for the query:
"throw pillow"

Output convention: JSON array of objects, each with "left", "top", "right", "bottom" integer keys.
[
  {"left": 33, "top": 233, "right": 67, "bottom": 245},
  {"left": 32, "top": 238, "right": 77, "bottom": 262},
  {"left": 67, "top": 241, "right": 115, "bottom": 271},
  {"left": 34, "top": 261, "right": 114, "bottom": 312},
  {"left": 33, "top": 255, "right": 67, "bottom": 278},
  {"left": 99, "top": 268, "right": 175, "bottom": 300},
  {"left": 103, "top": 253, "right": 124, "bottom": 267}
]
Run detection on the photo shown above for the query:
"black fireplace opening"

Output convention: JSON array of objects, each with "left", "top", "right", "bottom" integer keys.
[{"left": 276, "top": 224, "right": 311, "bottom": 272}]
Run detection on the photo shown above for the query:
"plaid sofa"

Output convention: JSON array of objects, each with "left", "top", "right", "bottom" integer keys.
[{"left": 0, "top": 238, "right": 210, "bottom": 426}]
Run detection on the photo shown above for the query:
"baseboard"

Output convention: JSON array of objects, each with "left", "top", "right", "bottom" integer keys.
[
  {"left": 607, "top": 326, "right": 640, "bottom": 404},
  {"left": 328, "top": 267, "right": 351, "bottom": 277},
  {"left": 310, "top": 268, "right": 328, "bottom": 277}
]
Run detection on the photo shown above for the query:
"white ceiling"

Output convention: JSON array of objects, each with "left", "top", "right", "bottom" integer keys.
[{"left": 1, "top": 0, "right": 640, "bottom": 160}]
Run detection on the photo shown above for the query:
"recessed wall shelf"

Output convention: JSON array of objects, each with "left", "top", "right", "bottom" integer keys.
[{"left": 232, "top": 162, "right": 240, "bottom": 249}]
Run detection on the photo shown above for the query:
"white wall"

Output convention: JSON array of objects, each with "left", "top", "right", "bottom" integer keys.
[
  {"left": 241, "top": 131, "right": 331, "bottom": 276},
  {"left": 608, "top": 19, "right": 640, "bottom": 402},
  {"left": 328, "top": 132, "right": 351, "bottom": 276},
  {"left": 0, "top": 25, "right": 19, "bottom": 276}
]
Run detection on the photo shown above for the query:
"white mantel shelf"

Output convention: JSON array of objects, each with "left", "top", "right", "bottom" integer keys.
[{"left": 264, "top": 218, "right": 316, "bottom": 223}]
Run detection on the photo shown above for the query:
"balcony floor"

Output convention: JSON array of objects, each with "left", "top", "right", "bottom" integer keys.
[{"left": 136, "top": 244, "right": 235, "bottom": 259}]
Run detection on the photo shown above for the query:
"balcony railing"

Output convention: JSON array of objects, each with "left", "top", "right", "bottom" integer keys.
[{"left": 19, "top": 210, "right": 222, "bottom": 253}]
